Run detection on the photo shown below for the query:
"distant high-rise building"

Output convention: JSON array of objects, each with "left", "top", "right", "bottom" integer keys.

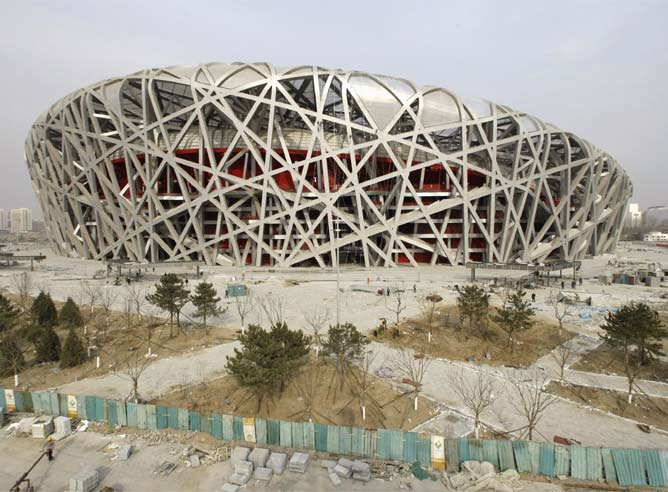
[
  {"left": 0, "top": 209, "right": 9, "bottom": 231},
  {"left": 624, "top": 203, "right": 642, "bottom": 229},
  {"left": 10, "top": 208, "right": 32, "bottom": 233}
]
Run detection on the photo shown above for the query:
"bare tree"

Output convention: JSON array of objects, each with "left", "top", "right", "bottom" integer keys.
[
  {"left": 99, "top": 287, "right": 118, "bottom": 321},
  {"left": 390, "top": 345, "right": 433, "bottom": 410},
  {"left": 343, "top": 350, "right": 386, "bottom": 424},
  {"left": 449, "top": 369, "right": 497, "bottom": 438},
  {"left": 115, "top": 344, "right": 154, "bottom": 402},
  {"left": 385, "top": 284, "right": 407, "bottom": 325},
  {"left": 11, "top": 272, "right": 34, "bottom": 309},
  {"left": 420, "top": 294, "right": 442, "bottom": 343},
  {"left": 80, "top": 281, "right": 102, "bottom": 313},
  {"left": 234, "top": 291, "right": 255, "bottom": 330},
  {"left": 259, "top": 293, "right": 285, "bottom": 326},
  {"left": 127, "top": 284, "right": 149, "bottom": 321},
  {"left": 304, "top": 305, "right": 329, "bottom": 356},
  {"left": 548, "top": 290, "right": 571, "bottom": 334},
  {"left": 551, "top": 343, "right": 573, "bottom": 382},
  {"left": 509, "top": 370, "right": 556, "bottom": 440}
]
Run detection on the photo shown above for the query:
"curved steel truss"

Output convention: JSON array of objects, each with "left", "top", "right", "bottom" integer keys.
[{"left": 25, "top": 63, "right": 632, "bottom": 267}]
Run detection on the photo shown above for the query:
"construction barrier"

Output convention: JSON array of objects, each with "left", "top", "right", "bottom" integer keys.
[{"left": 1, "top": 388, "right": 667, "bottom": 486}]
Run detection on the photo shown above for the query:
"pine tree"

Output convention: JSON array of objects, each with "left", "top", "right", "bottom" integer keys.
[
  {"left": 146, "top": 273, "right": 190, "bottom": 337},
  {"left": 322, "top": 323, "right": 369, "bottom": 389},
  {"left": 59, "top": 297, "right": 84, "bottom": 327},
  {"left": 190, "top": 281, "right": 224, "bottom": 333},
  {"left": 0, "top": 294, "right": 20, "bottom": 333},
  {"left": 491, "top": 288, "right": 535, "bottom": 352},
  {"left": 456, "top": 285, "right": 490, "bottom": 335},
  {"left": 601, "top": 302, "right": 668, "bottom": 364},
  {"left": 60, "top": 328, "right": 87, "bottom": 368},
  {"left": 35, "top": 327, "right": 61, "bottom": 363},
  {"left": 31, "top": 291, "right": 58, "bottom": 327},
  {"left": 0, "top": 336, "right": 25, "bottom": 377}
]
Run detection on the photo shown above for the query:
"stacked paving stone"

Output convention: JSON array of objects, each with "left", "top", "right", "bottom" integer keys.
[
  {"left": 266, "top": 452, "right": 287, "bottom": 475},
  {"left": 53, "top": 416, "right": 72, "bottom": 440},
  {"left": 229, "top": 446, "right": 250, "bottom": 465},
  {"left": 31, "top": 417, "right": 54, "bottom": 439},
  {"left": 326, "top": 458, "right": 371, "bottom": 485},
  {"left": 288, "top": 452, "right": 310, "bottom": 473},
  {"left": 248, "top": 447, "right": 270, "bottom": 468},
  {"left": 229, "top": 460, "right": 253, "bottom": 486},
  {"left": 69, "top": 470, "right": 99, "bottom": 492}
]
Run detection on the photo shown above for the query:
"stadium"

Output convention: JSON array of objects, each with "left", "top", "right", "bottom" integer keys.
[{"left": 25, "top": 63, "right": 632, "bottom": 267}]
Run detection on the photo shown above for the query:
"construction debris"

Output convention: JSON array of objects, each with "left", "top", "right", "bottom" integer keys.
[
  {"left": 117, "top": 445, "right": 133, "bottom": 461},
  {"left": 154, "top": 461, "right": 177, "bottom": 476},
  {"left": 442, "top": 460, "right": 522, "bottom": 492}
]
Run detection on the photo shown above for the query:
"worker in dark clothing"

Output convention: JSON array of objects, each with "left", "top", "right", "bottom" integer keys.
[
  {"left": 43, "top": 436, "right": 55, "bottom": 461},
  {"left": 531, "top": 293, "right": 536, "bottom": 303}
]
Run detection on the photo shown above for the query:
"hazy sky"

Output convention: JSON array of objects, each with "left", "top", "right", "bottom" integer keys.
[{"left": 1, "top": 0, "right": 666, "bottom": 219}]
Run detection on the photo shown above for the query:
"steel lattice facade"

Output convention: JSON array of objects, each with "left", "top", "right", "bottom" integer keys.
[{"left": 25, "top": 63, "right": 632, "bottom": 267}]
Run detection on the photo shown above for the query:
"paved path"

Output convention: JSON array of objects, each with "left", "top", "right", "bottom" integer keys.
[
  {"left": 367, "top": 342, "right": 668, "bottom": 449},
  {"left": 57, "top": 341, "right": 240, "bottom": 401}
]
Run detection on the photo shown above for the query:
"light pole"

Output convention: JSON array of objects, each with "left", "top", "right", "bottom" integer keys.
[{"left": 335, "top": 218, "right": 341, "bottom": 326}]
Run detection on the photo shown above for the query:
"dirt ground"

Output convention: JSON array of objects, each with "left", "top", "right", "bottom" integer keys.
[
  {"left": 547, "top": 381, "right": 668, "bottom": 431},
  {"left": 0, "top": 294, "right": 237, "bottom": 391},
  {"left": 571, "top": 344, "right": 668, "bottom": 382},
  {"left": 376, "top": 305, "right": 572, "bottom": 367},
  {"left": 151, "top": 360, "right": 436, "bottom": 430}
]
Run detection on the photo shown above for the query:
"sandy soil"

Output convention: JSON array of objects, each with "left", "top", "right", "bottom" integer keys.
[
  {"left": 151, "top": 360, "right": 436, "bottom": 430},
  {"left": 547, "top": 381, "right": 668, "bottom": 431},
  {"left": 376, "top": 305, "right": 573, "bottom": 367},
  {"left": 571, "top": 344, "right": 668, "bottom": 382}
]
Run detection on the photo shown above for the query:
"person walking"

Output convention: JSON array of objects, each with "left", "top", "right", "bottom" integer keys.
[{"left": 43, "top": 436, "right": 55, "bottom": 461}]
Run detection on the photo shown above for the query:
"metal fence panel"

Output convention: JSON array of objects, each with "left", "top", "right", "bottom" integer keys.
[
  {"left": 168, "top": 407, "right": 179, "bottom": 429},
  {"left": 389, "top": 429, "right": 403, "bottom": 461},
  {"left": 403, "top": 431, "right": 417, "bottom": 464},
  {"left": 586, "top": 447, "right": 602, "bottom": 482},
  {"left": 613, "top": 448, "right": 647, "bottom": 486},
  {"left": 645, "top": 450, "right": 666, "bottom": 487},
  {"left": 570, "top": 445, "right": 587, "bottom": 480},
  {"left": 189, "top": 411, "right": 201, "bottom": 432},
  {"left": 469, "top": 439, "right": 484, "bottom": 462},
  {"left": 127, "top": 402, "right": 138, "bottom": 428},
  {"left": 242, "top": 417, "right": 256, "bottom": 442},
  {"left": 201, "top": 413, "right": 212, "bottom": 436},
  {"left": 528, "top": 442, "right": 540, "bottom": 474},
  {"left": 601, "top": 448, "right": 616, "bottom": 483},
  {"left": 156, "top": 406, "right": 169, "bottom": 429},
  {"left": 339, "top": 426, "right": 351, "bottom": 456},
  {"left": 446, "top": 439, "right": 460, "bottom": 471},
  {"left": 303, "top": 422, "right": 315, "bottom": 450},
  {"left": 49, "top": 392, "right": 60, "bottom": 415},
  {"left": 59, "top": 394, "right": 69, "bottom": 417},
  {"left": 137, "top": 404, "right": 148, "bottom": 429},
  {"left": 483, "top": 440, "right": 499, "bottom": 470},
  {"left": 327, "top": 425, "right": 339, "bottom": 455},
  {"left": 32, "top": 392, "right": 47, "bottom": 415},
  {"left": 498, "top": 440, "right": 515, "bottom": 472},
  {"left": 538, "top": 443, "right": 555, "bottom": 477},
  {"left": 267, "top": 419, "right": 280, "bottom": 446},
  {"left": 147, "top": 405, "right": 158, "bottom": 430},
  {"left": 279, "top": 420, "right": 292, "bottom": 448},
  {"left": 554, "top": 445, "right": 570, "bottom": 477},
  {"left": 86, "top": 397, "right": 97, "bottom": 421},
  {"left": 376, "top": 429, "right": 391, "bottom": 461},
  {"left": 212, "top": 414, "right": 223, "bottom": 439},
  {"left": 76, "top": 396, "right": 86, "bottom": 419},
  {"left": 513, "top": 441, "right": 532, "bottom": 473},
  {"left": 233, "top": 416, "right": 244, "bottom": 440},
  {"left": 292, "top": 422, "right": 304, "bottom": 449},
  {"left": 658, "top": 451, "right": 668, "bottom": 486},
  {"left": 108, "top": 400, "right": 118, "bottom": 426},
  {"left": 116, "top": 400, "right": 127, "bottom": 426},
  {"left": 0, "top": 389, "right": 5, "bottom": 410},
  {"left": 417, "top": 435, "right": 431, "bottom": 468},
  {"left": 351, "top": 427, "right": 365, "bottom": 457},
  {"left": 223, "top": 415, "right": 234, "bottom": 441},
  {"left": 177, "top": 408, "right": 189, "bottom": 431},
  {"left": 314, "top": 423, "right": 327, "bottom": 452},
  {"left": 254, "top": 418, "right": 267, "bottom": 444},
  {"left": 458, "top": 438, "right": 470, "bottom": 463}
]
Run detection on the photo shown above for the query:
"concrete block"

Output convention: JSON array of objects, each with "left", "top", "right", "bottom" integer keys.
[
  {"left": 189, "top": 454, "right": 200, "bottom": 468},
  {"left": 351, "top": 460, "right": 370, "bottom": 473},
  {"left": 230, "top": 446, "right": 250, "bottom": 465},
  {"left": 117, "top": 445, "right": 133, "bottom": 461},
  {"left": 228, "top": 472, "right": 251, "bottom": 486},
  {"left": 18, "top": 417, "right": 36, "bottom": 434},
  {"left": 329, "top": 471, "right": 342, "bottom": 486},
  {"left": 32, "top": 420, "right": 54, "bottom": 439},
  {"left": 221, "top": 484, "right": 239, "bottom": 492},
  {"left": 54, "top": 416, "right": 72, "bottom": 436},
  {"left": 69, "top": 470, "right": 99, "bottom": 492},
  {"left": 320, "top": 459, "right": 337, "bottom": 470},
  {"left": 333, "top": 463, "right": 352, "bottom": 479},
  {"left": 288, "top": 452, "right": 309, "bottom": 473},
  {"left": 352, "top": 470, "right": 371, "bottom": 482},
  {"left": 249, "top": 447, "right": 270, "bottom": 468},
  {"left": 254, "top": 466, "right": 273, "bottom": 481},
  {"left": 266, "top": 452, "right": 288, "bottom": 475},
  {"left": 234, "top": 460, "right": 253, "bottom": 475},
  {"left": 338, "top": 457, "right": 354, "bottom": 469}
]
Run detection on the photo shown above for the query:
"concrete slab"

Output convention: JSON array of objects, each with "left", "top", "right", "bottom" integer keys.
[
  {"left": 254, "top": 466, "right": 273, "bottom": 481},
  {"left": 249, "top": 447, "right": 270, "bottom": 468},
  {"left": 266, "top": 452, "right": 287, "bottom": 475}
]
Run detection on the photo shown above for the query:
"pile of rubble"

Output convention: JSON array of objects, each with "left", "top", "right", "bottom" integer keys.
[{"left": 442, "top": 460, "right": 522, "bottom": 492}]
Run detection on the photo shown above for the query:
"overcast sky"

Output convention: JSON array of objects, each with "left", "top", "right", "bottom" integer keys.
[{"left": 1, "top": 0, "right": 666, "bottom": 219}]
